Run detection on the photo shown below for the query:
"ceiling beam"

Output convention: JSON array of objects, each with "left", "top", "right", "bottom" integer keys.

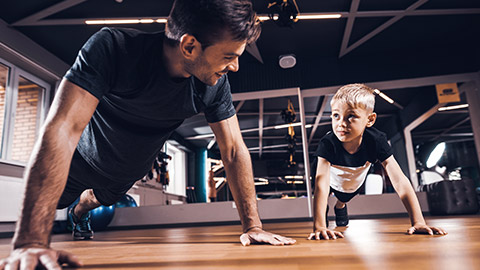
[
  {"left": 302, "top": 72, "right": 478, "bottom": 97},
  {"left": 340, "top": 0, "right": 429, "bottom": 58},
  {"left": 339, "top": 0, "right": 360, "bottom": 58},
  {"left": 12, "top": 0, "right": 87, "bottom": 26},
  {"left": 308, "top": 96, "right": 329, "bottom": 144}
]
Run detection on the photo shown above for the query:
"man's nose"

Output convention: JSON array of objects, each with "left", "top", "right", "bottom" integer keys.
[{"left": 227, "top": 58, "right": 239, "bottom": 72}]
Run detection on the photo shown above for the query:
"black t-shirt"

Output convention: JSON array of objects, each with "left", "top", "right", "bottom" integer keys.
[
  {"left": 64, "top": 27, "right": 236, "bottom": 181},
  {"left": 314, "top": 127, "right": 393, "bottom": 192}
]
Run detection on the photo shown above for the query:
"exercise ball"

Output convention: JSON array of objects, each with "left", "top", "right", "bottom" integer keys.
[
  {"left": 90, "top": 204, "right": 115, "bottom": 231},
  {"left": 115, "top": 194, "right": 138, "bottom": 208}
]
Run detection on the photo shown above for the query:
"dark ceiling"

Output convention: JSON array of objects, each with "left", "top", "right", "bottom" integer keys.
[{"left": 1, "top": 0, "right": 479, "bottom": 183}]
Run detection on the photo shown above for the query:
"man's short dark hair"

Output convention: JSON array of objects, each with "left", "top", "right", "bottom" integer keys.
[{"left": 166, "top": 0, "right": 261, "bottom": 47}]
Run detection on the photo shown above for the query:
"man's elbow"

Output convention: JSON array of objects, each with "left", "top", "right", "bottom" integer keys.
[{"left": 221, "top": 143, "right": 248, "bottom": 164}]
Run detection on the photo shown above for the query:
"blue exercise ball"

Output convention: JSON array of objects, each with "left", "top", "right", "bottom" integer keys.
[
  {"left": 115, "top": 194, "right": 138, "bottom": 208},
  {"left": 90, "top": 204, "right": 115, "bottom": 231}
]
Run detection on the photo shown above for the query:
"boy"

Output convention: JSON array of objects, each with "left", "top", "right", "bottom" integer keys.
[{"left": 308, "top": 84, "right": 447, "bottom": 240}]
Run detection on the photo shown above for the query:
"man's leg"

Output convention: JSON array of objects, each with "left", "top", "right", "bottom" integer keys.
[
  {"left": 69, "top": 189, "right": 100, "bottom": 240},
  {"left": 74, "top": 189, "right": 101, "bottom": 217}
]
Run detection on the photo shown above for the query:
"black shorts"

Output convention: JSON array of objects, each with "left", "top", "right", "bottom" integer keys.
[
  {"left": 57, "top": 150, "right": 136, "bottom": 209},
  {"left": 330, "top": 186, "right": 361, "bottom": 203}
]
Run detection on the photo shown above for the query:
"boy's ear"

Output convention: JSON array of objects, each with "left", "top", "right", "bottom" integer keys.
[
  {"left": 179, "top": 34, "right": 201, "bottom": 60},
  {"left": 366, "top": 112, "right": 377, "bottom": 127}
]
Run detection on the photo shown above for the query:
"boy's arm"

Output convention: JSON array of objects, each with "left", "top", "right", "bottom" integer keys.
[
  {"left": 381, "top": 156, "right": 447, "bottom": 235},
  {"left": 308, "top": 157, "right": 344, "bottom": 240}
]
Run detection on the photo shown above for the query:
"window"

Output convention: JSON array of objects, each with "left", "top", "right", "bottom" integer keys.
[
  {"left": 0, "top": 63, "right": 9, "bottom": 154},
  {"left": 0, "top": 58, "right": 50, "bottom": 163},
  {"left": 164, "top": 141, "right": 187, "bottom": 197},
  {"left": 11, "top": 76, "right": 45, "bottom": 162}
]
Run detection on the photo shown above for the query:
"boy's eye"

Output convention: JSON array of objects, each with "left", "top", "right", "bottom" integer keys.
[
  {"left": 331, "top": 113, "right": 339, "bottom": 119},
  {"left": 225, "top": 57, "right": 234, "bottom": 60}
]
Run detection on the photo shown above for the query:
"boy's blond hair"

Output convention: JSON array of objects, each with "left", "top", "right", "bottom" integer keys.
[{"left": 331, "top": 83, "right": 375, "bottom": 112}]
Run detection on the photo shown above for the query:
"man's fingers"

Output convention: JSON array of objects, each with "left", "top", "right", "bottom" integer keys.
[
  {"left": 320, "top": 231, "right": 329, "bottom": 240},
  {"left": 407, "top": 227, "right": 415, "bottom": 235},
  {"left": 273, "top": 235, "right": 296, "bottom": 245},
  {"left": 307, "top": 233, "right": 315, "bottom": 240},
  {"left": 335, "top": 231, "right": 345, "bottom": 238},
  {"left": 4, "top": 260, "right": 18, "bottom": 270},
  {"left": 240, "top": 233, "right": 251, "bottom": 246},
  {"left": 57, "top": 250, "right": 83, "bottom": 267},
  {"left": 20, "top": 255, "right": 38, "bottom": 270},
  {"left": 38, "top": 254, "right": 61, "bottom": 270}
]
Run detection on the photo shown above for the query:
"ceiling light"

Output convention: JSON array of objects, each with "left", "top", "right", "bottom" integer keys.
[
  {"left": 274, "top": 122, "right": 312, "bottom": 129},
  {"left": 297, "top": 14, "right": 342, "bottom": 19},
  {"left": 426, "top": 142, "right": 445, "bottom": 168},
  {"left": 258, "top": 13, "right": 341, "bottom": 21},
  {"left": 207, "top": 138, "right": 216, "bottom": 150},
  {"left": 438, "top": 104, "right": 469, "bottom": 111},
  {"left": 373, "top": 89, "right": 395, "bottom": 104},
  {"left": 285, "top": 175, "right": 304, "bottom": 179},
  {"left": 286, "top": 180, "right": 304, "bottom": 184},
  {"left": 279, "top": 54, "right": 296, "bottom": 69},
  {"left": 85, "top": 18, "right": 161, "bottom": 25}
]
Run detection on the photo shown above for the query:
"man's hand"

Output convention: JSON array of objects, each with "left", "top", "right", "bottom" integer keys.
[
  {"left": 407, "top": 223, "right": 448, "bottom": 235},
  {"left": 308, "top": 227, "right": 344, "bottom": 240},
  {"left": 0, "top": 247, "right": 83, "bottom": 270},
  {"left": 240, "top": 227, "right": 296, "bottom": 246}
]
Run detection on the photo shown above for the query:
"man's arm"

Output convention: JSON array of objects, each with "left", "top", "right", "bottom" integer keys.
[
  {"left": 209, "top": 115, "right": 296, "bottom": 246},
  {"left": 382, "top": 156, "right": 447, "bottom": 235},
  {"left": 1, "top": 79, "right": 99, "bottom": 269},
  {"left": 308, "top": 157, "right": 343, "bottom": 240}
]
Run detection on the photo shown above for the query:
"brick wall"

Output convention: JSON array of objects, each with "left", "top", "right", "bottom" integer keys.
[{"left": 11, "top": 87, "right": 40, "bottom": 162}]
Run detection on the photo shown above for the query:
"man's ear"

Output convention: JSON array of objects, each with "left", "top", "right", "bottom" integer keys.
[
  {"left": 366, "top": 112, "right": 377, "bottom": 127},
  {"left": 179, "top": 34, "right": 201, "bottom": 59}
]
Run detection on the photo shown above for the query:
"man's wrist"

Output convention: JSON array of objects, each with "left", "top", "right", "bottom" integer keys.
[
  {"left": 13, "top": 241, "right": 49, "bottom": 250},
  {"left": 243, "top": 225, "right": 262, "bottom": 233}
]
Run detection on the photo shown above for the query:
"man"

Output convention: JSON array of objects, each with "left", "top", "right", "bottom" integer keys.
[{"left": 0, "top": 0, "right": 295, "bottom": 269}]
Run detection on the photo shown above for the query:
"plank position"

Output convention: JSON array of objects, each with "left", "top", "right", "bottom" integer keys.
[{"left": 0, "top": 1, "right": 295, "bottom": 269}]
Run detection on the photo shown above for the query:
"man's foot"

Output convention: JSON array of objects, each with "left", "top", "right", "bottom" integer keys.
[
  {"left": 334, "top": 205, "right": 349, "bottom": 227},
  {"left": 68, "top": 205, "right": 94, "bottom": 240}
]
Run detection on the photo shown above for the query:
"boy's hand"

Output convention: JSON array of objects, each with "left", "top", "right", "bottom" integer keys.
[
  {"left": 407, "top": 223, "right": 448, "bottom": 235},
  {"left": 308, "top": 228, "right": 344, "bottom": 240}
]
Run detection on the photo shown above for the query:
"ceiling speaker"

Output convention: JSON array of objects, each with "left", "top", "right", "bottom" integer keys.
[{"left": 279, "top": 54, "right": 296, "bottom": 69}]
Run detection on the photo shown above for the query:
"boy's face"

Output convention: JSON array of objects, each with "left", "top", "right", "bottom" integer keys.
[
  {"left": 185, "top": 33, "right": 246, "bottom": 86},
  {"left": 330, "top": 101, "right": 376, "bottom": 144}
]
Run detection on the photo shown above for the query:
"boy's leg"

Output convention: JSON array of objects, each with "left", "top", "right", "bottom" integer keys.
[
  {"left": 334, "top": 200, "right": 349, "bottom": 227},
  {"left": 331, "top": 189, "right": 359, "bottom": 227}
]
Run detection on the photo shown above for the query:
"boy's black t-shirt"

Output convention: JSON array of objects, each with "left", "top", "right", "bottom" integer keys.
[
  {"left": 64, "top": 27, "right": 236, "bottom": 182},
  {"left": 314, "top": 127, "right": 393, "bottom": 192}
]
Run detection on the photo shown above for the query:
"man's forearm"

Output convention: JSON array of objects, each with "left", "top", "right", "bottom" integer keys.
[
  {"left": 13, "top": 127, "right": 78, "bottom": 249},
  {"left": 222, "top": 145, "right": 262, "bottom": 232}
]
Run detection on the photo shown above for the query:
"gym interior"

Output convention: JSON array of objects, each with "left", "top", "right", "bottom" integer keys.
[{"left": 0, "top": 1, "right": 479, "bottom": 269}]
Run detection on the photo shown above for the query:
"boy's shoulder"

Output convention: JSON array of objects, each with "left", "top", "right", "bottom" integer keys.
[{"left": 364, "top": 127, "right": 388, "bottom": 143}]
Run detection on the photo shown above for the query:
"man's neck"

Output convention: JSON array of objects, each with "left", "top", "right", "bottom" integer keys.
[{"left": 162, "top": 40, "right": 191, "bottom": 79}]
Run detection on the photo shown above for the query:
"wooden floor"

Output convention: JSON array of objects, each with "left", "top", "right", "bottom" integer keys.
[{"left": 1, "top": 215, "right": 479, "bottom": 269}]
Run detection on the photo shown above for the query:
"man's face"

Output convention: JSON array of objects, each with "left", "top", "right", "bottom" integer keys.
[
  {"left": 185, "top": 35, "right": 246, "bottom": 86},
  {"left": 330, "top": 101, "right": 375, "bottom": 144}
]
